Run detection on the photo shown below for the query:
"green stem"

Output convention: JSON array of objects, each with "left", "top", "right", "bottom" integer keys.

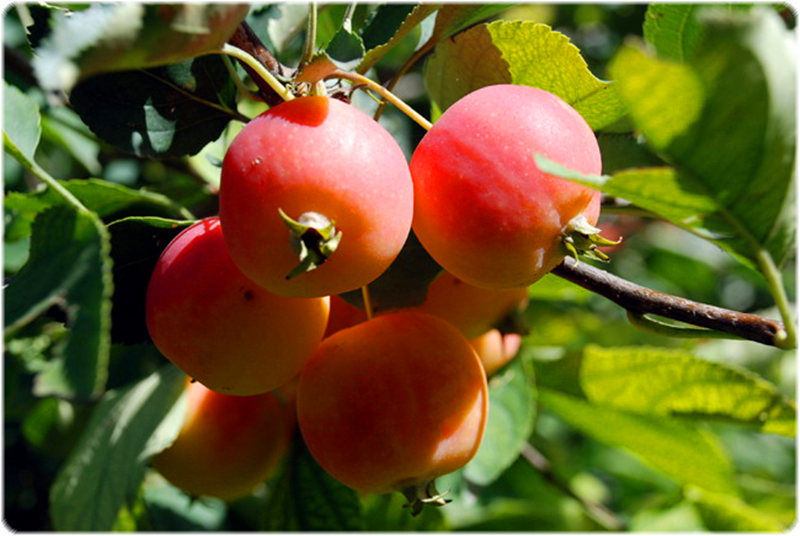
[
  {"left": 221, "top": 55, "right": 262, "bottom": 103},
  {"left": 342, "top": 2, "right": 358, "bottom": 31},
  {"left": 326, "top": 70, "right": 432, "bottom": 130},
  {"left": 755, "top": 248, "right": 796, "bottom": 349},
  {"left": 301, "top": 2, "right": 318, "bottom": 66},
  {"left": 373, "top": 37, "right": 435, "bottom": 120},
  {"left": 216, "top": 44, "right": 294, "bottom": 102},
  {"left": 3, "top": 136, "right": 88, "bottom": 214}
]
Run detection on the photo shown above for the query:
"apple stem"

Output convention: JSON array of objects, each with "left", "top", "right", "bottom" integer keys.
[
  {"left": 361, "top": 286, "right": 374, "bottom": 320},
  {"left": 326, "top": 70, "right": 433, "bottom": 131},
  {"left": 217, "top": 44, "right": 295, "bottom": 102}
]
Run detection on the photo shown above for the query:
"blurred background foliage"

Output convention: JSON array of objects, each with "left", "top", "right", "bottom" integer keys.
[{"left": 4, "top": 2, "right": 795, "bottom": 531}]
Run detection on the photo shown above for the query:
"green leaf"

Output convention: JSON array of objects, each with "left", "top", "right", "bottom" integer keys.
[
  {"left": 356, "top": 4, "right": 439, "bottom": 73},
  {"left": 142, "top": 484, "right": 227, "bottom": 531},
  {"left": 70, "top": 56, "right": 239, "bottom": 158},
  {"left": 32, "top": 4, "right": 249, "bottom": 92},
  {"left": 463, "top": 355, "right": 536, "bottom": 486},
  {"left": 326, "top": 28, "right": 366, "bottom": 65},
  {"left": 4, "top": 206, "right": 112, "bottom": 399},
  {"left": 4, "top": 179, "right": 190, "bottom": 246},
  {"left": 538, "top": 388, "right": 736, "bottom": 493},
  {"left": 596, "top": 132, "right": 664, "bottom": 175},
  {"left": 339, "top": 231, "right": 442, "bottom": 313},
  {"left": 643, "top": 4, "right": 752, "bottom": 62},
  {"left": 425, "top": 21, "right": 626, "bottom": 129},
  {"left": 685, "top": 485, "right": 785, "bottom": 531},
  {"left": 49, "top": 366, "right": 187, "bottom": 531},
  {"left": 40, "top": 106, "right": 101, "bottom": 175},
  {"left": 3, "top": 82, "right": 42, "bottom": 161},
  {"left": 264, "top": 434, "right": 363, "bottom": 530},
  {"left": 107, "top": 217, "right": 193, "bottom": 345},
  {"left": 609, "top": 8, "right": 796, "bottom": 267},
  {"left": 581, "top": 346, "right": 796, "bottom": 437},
  {"left": 432, "top": 4, "right": 512, "bottom": 41}
]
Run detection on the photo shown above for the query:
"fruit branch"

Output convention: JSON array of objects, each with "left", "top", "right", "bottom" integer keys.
[{"left": 552, "top": 257, "right": 790, "bottom": 348}]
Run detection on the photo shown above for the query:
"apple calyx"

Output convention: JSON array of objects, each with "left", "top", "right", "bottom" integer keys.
[
  {"left": 561, "top": 214, "right": 621, "bottom": 262},
  {"left": 279, "top": 208, "right": 342, "bottom": 279},
  {"left": 400, "top": 479, "right": 451, "bottom": 516}
]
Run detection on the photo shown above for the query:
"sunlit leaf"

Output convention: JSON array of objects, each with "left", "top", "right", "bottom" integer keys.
[{"left": 581, "top": 346, "right": 796, "bottom": 436}]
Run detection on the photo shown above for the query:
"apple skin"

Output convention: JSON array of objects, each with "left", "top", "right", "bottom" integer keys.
[
  {"left": 410, "top": 84, "right": 602, "bottom": 289},
  {"left": 152, "top": 379, "right": 295, "bottom": 500},
  {"left": 407, "top": 271, "right": 528, "bottom": 339},
  {"left": 145, "top": 217, "right": 329, "bottom": 396},
  {"left": 297, "top": 312, "right": 488, "bottom": 494},
  {"left": 220, "top": 96, "right": 414, "bottom": 298},
  {"left": 470, "top": 329, "right": 523, "bottom": 376}
]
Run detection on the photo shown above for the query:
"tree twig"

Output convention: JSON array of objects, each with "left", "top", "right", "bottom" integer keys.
[
  {"left": 552, "top": 257, "right": 789, "bottom": 348},
  {"left": 227, "top": 22, "right": 291, "bottom": 106},
  {"left": 520, "top": 443, "right": 624, "bottom": 531}
]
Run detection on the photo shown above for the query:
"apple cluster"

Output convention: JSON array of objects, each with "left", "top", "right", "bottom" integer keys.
[{"left": 144, "top": 84, "right": 601, "bottom": 506}]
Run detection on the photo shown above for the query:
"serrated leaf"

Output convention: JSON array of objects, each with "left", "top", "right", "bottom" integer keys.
[
  {"left": 326, "top": 28, "right": 366, "bottom": 66},
  {"left": 538, "top": 388, "right": 736, "bottom": 494},
  {"left": 356, "top": 4, "right": 439, "bottom": 73},
  {"left": 264, "top": 434, "right": 363, "bottom": 530},
  {"left": 70, "top": 56, "right": 239, "bottom": 158},
  {"left": 4, "top": 206, "right": 112, "bottom": 399},
  {"left": 107, "top": 217, "right": 193, "bottom": 345},
  {"left": 339, "top": 231, "right": 442, "bottom": 313},
  {"left": 685, "top": 485, "right": 785, "bottom": 531},
  {"left": 32, "top": 4, "right": 249, "bottom": 92},
  {"left": 49, "top": 366, "right": 187, "bottom": 531},
  {"left": 581, "top": 346, "right": 796, "bottom": 437},
  {"left": 596, "top": 132, "right": 664, "bottom": 174},
  {"left": 4, "top": 179, "right": 190, "bottom": 246},
  {"left": 609, "top": 8, "right": 796, "bottom": 267},
  {"left": 3, "top": 82, "right": 42, "bottom": 161},
  {"left": 425, "top": 21, "right": 626, "bottom": 129},
  {"left": 463, "top": 356, "right": 536, "bottom": 486}
]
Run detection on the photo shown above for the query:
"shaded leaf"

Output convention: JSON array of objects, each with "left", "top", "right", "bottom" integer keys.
[
  {"left": 425, "top": 21, "right": 626, "bottom": 129},
  {"left": 464, "top": 355, "right": 536, "bottom": 486},
  {"left": 49, "top": 366, "right": 187, "bottom": 531},
  {"left": 643, "top": 4, "right": 752, "bottom": 62},
  {"left": 432, "top": 4, "right": 512, "bottom": 41},
  {"left": 40, "top": 106, "right": 101, "bottom": 174},
  {"left": 339, "top": 231, "right": 442, "bottom": 313},
  {"left": 362, "top": 493, "right": 447, "bottom": 531},
  {"left": 32, "top": 3, "right": 249, "bottom": 92},
  {"left": 357, "top": 4, "right": 439, "bottom": 73},
  {"left": 3, "top": 82, "right": 42, "bottom": 161},
  {"left": 70, "top": 56, "right": 239, "bottom": 158},
  {"left": 4, "top": 206, "right": 112, "bottom": 399},
  {"left": 264, "top": 433, "right": 362, "bottom": 530},
  {"left": 538, "top": 388, "right": 736, "bottom": 493},
  {"left": 581, "top": 346, "right": 795, "bottom": 437},
  {"left": 685, "top": 485, "right": 785, "bottom": 531},
  {"left": 142, "top": 484, "right": 227, "bottom": 531},
  {"left": 107, "top": 217, "right": 193, "bottom": 345}
]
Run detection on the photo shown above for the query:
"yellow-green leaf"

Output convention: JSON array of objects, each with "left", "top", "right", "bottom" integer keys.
[
  {"left": 538, "top": 388, "right": 736, "bottom": 494},
  {"left": 425, "top": 21, "right": 626, "bottom": 129},
  {"left": 581, "top": 346, "right": 796, "bottom": 437}
]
